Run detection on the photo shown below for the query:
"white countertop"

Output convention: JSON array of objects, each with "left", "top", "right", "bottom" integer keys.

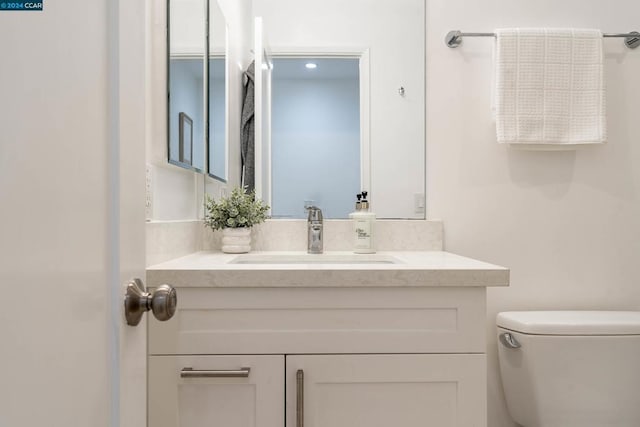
[{"left": 146, "top": 251, "right": 509, "bottom": 288}]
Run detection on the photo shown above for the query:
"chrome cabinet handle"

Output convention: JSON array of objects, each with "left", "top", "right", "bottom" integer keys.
[
  {"left": 297, "top": 369, "right": 304, "bottom": 427},
  {"left": 499, "top": 332, "right": 521, "bottom": 349},
  {"left": 124, "top": 278, "right": 177, "bottom": 326},
  {"left": 180, "top": 367, "right": 251, "bottom": 378}
]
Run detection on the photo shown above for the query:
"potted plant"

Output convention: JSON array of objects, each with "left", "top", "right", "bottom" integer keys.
[{"left": 204, "top": 187, "right": 269, "bottom": 253}]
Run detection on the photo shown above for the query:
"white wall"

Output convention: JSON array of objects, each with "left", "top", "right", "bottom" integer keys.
[
  {"left": 253, "top": 0, "right": 425, "bottom": 218},
  {"left": 148, "top": 0, "right": 202, "bottom": 220},
  {"left": 425, "top": 1, "right": 640, "bottom": 425},
  {"left": 271, "top": 76, "right": 361, "bottom": 219}
]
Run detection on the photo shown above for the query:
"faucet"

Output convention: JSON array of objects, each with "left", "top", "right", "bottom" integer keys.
[{"left": 306, "top": 206, "right": 323, "bottom": 254}]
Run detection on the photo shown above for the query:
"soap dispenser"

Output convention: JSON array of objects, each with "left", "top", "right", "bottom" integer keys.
[{"left": 349, "top": 191, "right": 376, "bottom": 254}]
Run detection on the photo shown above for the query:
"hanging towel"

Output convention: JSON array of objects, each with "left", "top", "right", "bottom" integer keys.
[
  {"left": 241, "top": 61, "right": 255, "bottom": 192},
  {"left": 494, "top": 28, "right": 606, "bottom": 146}
]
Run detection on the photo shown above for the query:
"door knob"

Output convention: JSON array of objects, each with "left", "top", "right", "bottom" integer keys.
[{"left": 124, "top": 278, "right": 177, "bottom": 326}]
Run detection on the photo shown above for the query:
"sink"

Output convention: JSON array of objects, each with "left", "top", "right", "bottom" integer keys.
[{"left": 230, "top": 254, "right": 403, "bottom": 265}]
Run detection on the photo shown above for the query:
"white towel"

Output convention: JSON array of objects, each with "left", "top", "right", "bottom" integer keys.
[{"left": 494, "top": 28, "right": 607, "bottom": 146}]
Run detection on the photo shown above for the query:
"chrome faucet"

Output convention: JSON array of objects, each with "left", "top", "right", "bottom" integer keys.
[{"left": 306, "top": 206, "right": 323, "bottom": 254}]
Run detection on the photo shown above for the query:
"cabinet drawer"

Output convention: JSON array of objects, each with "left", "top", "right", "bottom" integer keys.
[
  {"left": 149, "top": 287, "right": 486, "bottom": 355},
  {"left": 148, "top": 355, "right": 284, "bottom": 427}
]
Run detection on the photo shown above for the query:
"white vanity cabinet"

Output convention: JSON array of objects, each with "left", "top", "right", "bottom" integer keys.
[
  {"left": 148, "top": 355, "right": 284, "bottom": 427},
  {"left": 148, "top": 287, "right": 495, "bottom": 427},
  {"left": 285, "top": 354, "right": 486, "bottom": 427},
  {"left": 146, "top": 251, "right": 508, "bottom": 427}
]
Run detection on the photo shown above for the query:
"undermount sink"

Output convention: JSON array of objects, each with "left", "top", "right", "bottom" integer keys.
[{"left": 229, "top": 253, "right": 403, "bottom": 265}]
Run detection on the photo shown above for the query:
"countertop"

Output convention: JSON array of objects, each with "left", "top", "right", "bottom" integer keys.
[{"left": 146, "top": 251, "right": 509, "bottom": 288}]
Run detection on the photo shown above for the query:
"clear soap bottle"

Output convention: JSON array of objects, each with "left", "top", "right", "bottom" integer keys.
[{"left": 349, "top": 191, "right": 376, "bottom": 254}]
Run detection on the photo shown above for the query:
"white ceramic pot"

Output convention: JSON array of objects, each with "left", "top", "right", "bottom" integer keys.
[{"left": 221, "top": 227, "right": 252, "bottom": 253}]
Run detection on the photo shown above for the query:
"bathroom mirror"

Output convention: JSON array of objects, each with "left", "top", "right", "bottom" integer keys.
[
  {"left": 207, "top": 0, "right": 227, "bottom": 182},
  {"left": 253, "top": 0, "right": 425, "bottom": 219},
  {"left": 168, "top": 0, "right": 207, "bottom": 173}
]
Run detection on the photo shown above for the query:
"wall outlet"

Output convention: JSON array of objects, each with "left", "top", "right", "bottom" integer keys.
[{"left": 414, "top": 193, "right": 425, "bottom": 214}]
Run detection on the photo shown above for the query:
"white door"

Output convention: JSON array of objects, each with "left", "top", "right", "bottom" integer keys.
[
  {"left": 0, "top": 1, "right": 148, "bottom": 426},
  {"left": 149, "top": 355, "right": 284, "bottom": 427},
  {"left": 286, "top": 354, "right": 487, "bottom": 427}
]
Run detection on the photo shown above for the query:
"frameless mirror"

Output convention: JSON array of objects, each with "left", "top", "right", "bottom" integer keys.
[
  {"left": 253, "top": 0, "right": 425, "bottom": 219},
  {"left": 168, "top": 0, "right": 207, "bottom": 172},
  {"left": 207, "top": 0, "right": 227, "bottom": 182}
]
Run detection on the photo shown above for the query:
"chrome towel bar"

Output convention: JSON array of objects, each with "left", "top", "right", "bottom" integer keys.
[{"left": 445, "top": 30, "right": 640, "bottom": 49}]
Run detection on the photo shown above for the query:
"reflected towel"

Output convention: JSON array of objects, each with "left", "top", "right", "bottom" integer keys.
[
  {"left": 495, "top": 28, "right": 606, "bottom": 145},
  {"left": 241, "top": 61, "right": 255, "bottom": 191}
]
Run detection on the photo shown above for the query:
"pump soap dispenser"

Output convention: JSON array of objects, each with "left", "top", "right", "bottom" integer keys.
[{"left": 349, "top": 191, "right": 376, "bottom": 254}]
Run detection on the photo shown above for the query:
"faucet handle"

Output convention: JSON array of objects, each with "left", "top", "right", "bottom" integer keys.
[{"left": 305, "top": 206, "right": 323, "bottom": 222}]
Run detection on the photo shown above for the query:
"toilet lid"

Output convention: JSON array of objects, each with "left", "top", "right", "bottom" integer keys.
[{"left": 497, "top": 311, "right": 640, "bottom": 335}]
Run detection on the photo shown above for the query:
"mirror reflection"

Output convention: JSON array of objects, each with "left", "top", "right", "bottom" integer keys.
[
  {"left": 271, "top": 57, "right": 361, "bottom": 219},
  {"left": 208, "top": 58, "right": 226, "bottom": 180},
  {"left": 207, "top": 0, "right": 227, "bottom": 182},
  {"left": 168, "top": 0, "right": 206, "bottom": 172},
  {"left": 253, "top": 0, "right": 425, "bottom": 219}
]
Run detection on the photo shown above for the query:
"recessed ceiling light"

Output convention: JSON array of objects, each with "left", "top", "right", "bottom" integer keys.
[{"left": 305, "top": 63, "right": 317, "bottom": 69}]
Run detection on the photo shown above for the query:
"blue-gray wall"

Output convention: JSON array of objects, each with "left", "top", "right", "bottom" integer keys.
[
  {"left": 169, "top": 58, "right": 205, "bottom": 170},
  {"left": 271, "top": 76, "right": 360, "bottom": 218}
]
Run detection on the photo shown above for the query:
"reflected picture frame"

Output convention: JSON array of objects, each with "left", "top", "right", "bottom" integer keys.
[{"left": 178, "top": 112, "right": 193, "bottom": 165}]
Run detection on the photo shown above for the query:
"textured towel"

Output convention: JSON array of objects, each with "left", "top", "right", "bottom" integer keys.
[
  {"left": 241, "top": 61, "right": 255, "bottom": 191},
  {"left": 495, "top": 28, "right": 606, "bottom": 145}
]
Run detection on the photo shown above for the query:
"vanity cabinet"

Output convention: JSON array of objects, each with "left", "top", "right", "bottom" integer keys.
[
  {"left": 285, "top": 354, "right": 485, "bottom": 427},
  {"left": 148, "top": 355, "right": 284, "bottom": 427},
  {"left": 148, "top": 286, "right": 492, "bottom": 427}
]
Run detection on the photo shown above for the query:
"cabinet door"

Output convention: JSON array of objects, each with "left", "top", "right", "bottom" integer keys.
[
  {"left": 149, "top": 355, "right": 284, "bottom": 427},
  {"left": 286, "top": 354, "right": 486, "bottom": 427}
]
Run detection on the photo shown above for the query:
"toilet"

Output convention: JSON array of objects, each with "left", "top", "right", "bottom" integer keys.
[{"left": 497, "top": 311, "right": 640, "bottom": 427}]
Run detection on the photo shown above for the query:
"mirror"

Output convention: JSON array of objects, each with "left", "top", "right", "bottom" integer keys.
[
  {"left": 207, "top": 0, "right": 227, "bottom": 182},
  {"left": 253, "top": 0, "right": 425, "bottom": 219},
  {"left": 168, "top": 0, "right": 207, "bottom": 172},
  {"left": 168, "top": 0, "right": 228, "bottom": 182}
]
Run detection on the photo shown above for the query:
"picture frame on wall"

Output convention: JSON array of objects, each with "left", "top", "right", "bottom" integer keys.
[{"left": 179, "top": 112, "right": 193, "bottom": 165}]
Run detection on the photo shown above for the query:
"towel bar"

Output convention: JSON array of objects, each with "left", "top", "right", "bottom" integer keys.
[{"left": 445, "top": 30, "right": 640, "bottom": 49}]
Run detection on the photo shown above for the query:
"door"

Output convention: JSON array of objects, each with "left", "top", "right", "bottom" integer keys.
[
  {"left": 0, "top": 1, "right": 148, "bottom": 426},
  {"left": 286, "top": 354, "right": 487, "bottom": 427},
  {"left": 149, "top": 355, "right": 284, "bottom": 427}
]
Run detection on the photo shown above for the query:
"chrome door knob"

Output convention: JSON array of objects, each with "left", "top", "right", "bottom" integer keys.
[
  {"left": 124, "top": 278, "right": 177, "bottom": 326},
  {"left": 150, "top": 284, "right": 177, "bottom": 321}
]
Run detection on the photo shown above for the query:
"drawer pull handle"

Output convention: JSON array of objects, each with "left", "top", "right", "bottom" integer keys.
[
  {"left": 297, "top": 369, "right": 304, "bottom": 427},
  {"left": 180, "top": 367, "right": 251, "bottom": 378}
]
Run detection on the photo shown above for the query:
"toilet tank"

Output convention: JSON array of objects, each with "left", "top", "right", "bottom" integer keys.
[{"left": 497, "top": 311, "right": 640, "bottom": 427}]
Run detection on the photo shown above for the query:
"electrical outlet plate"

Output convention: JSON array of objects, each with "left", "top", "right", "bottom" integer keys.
[{"left": 414, "top": 193, "right": 425, "bottom": 214}]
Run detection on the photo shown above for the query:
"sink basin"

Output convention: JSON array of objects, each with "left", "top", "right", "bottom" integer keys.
[{"left": 230, "top": 254, "right": 402, "bottom": 265}]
